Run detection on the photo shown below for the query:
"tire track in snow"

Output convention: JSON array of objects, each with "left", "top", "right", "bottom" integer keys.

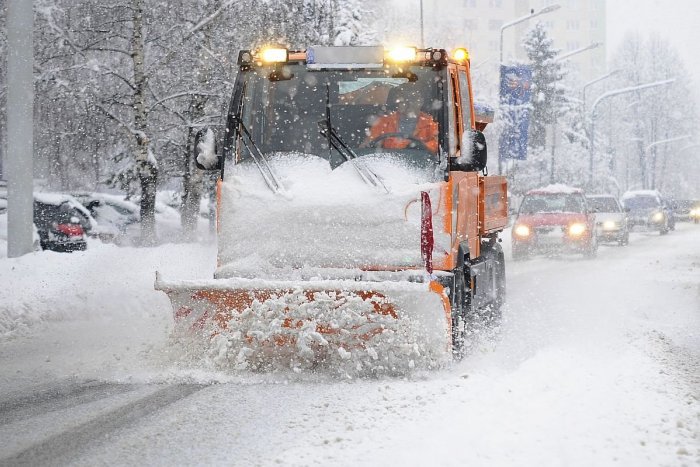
[
  {"left": 0, "top": 379, "right": 137, "bottom": 426},
  {"left": 0, "top": 384, "right": 205, "bottom": 466}
]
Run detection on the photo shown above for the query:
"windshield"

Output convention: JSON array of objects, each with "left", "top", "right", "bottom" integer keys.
[
  {"left": 519, "top": 193, "right": 585, "bottom": 214},
  {"left": 623, "top": 195, "right": 659, "bottom": 210},
  {"left": 229, "top": 64, "right": 446, "bottom": 169},
  {"left": 587, "top": 197, "right": 620, "bottom": 212}
]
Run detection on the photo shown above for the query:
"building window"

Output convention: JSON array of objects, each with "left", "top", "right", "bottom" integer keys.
[
  {"left": 463, "top": 0, "right": 476, "bottom": 7},
  {"left": 489, "top": 19, "right": 503, "bottom": 30},
  {"left": 566, "top": 41, "right": 580, "bottom": 51},
  {"left": 488, "top": 0, "right": 503, "bottom": 7},
  {"left": 566, "top": 20, "right": 580, "bottom": 30}
]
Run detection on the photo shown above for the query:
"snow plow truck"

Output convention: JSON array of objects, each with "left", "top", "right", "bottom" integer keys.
[{"left": 156, "top": 46, "right": 508, "bottom": 372}]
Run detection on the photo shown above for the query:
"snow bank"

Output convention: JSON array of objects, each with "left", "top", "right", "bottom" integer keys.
[{"left": 0, "top": 241, "right": 215, "bottom": 338}]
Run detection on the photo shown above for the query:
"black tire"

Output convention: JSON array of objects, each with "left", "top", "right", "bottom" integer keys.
[
  {"left": 618, "top": 231, "right": 629, "bottom": 246},
  {"left": 482, "top": 242, "right": 506, "bottom": 321},
  {"left": 583, "top": 234, "right": 598, "bottom": 259},
  {"left": 450, "top": 266, "right": 470, "bottom": 360}
]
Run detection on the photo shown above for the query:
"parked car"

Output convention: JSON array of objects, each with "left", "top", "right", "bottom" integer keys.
[
  {"left": 33, "top": 199, "right": 88, "bottom": 252},
  {"left": 73, "top": 192, "right": 184, "bottom": 245},
  {"left": 586, "top": 194, "right": 630, "bottom": 246},
  {"left": 511, "top": 185, "right": 598, "bottom": 260},
  {"left": 621, "top": 190, "right": 672, "bottom": 235},
  {"left": 73, "top": 192, "right": 140, "bottom": 245},
  {"left": 674, "top": 199, "right": 700, "bottom": 223}
]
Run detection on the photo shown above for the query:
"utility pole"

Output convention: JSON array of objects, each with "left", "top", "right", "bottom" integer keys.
[{"left": 6, "top": 0, "right": 34, "bottom": 258}]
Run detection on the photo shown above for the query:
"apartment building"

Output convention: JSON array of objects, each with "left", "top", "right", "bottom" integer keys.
[{"left": 408, "top": 0, "right": 607, "bottom": 92}]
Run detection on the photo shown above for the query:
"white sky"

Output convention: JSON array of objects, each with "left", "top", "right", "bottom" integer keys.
[{"left": 607, "top": 0, "right": 700, "bottom": 89}]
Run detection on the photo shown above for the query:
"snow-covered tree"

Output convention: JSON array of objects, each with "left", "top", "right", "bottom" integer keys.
[
  {"left": 333, "top": 0, "right": 377, "bottom": 46},
  {"left": 522, "top": 22, "right": 567, "bottom": 152},
  {"left": 606, "top": 33, "right": 698, "bottom": 195}
]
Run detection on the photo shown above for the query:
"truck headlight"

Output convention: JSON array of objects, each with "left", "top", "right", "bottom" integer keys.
[
  {"left": 651, "top": 211, "right": 664, "bottom": 222},
  {"left": 568, "top": 223, "right": 587, "bottom": 237},
  {"left": 513, "top": 224, "right": 531, "bottom": 238}
]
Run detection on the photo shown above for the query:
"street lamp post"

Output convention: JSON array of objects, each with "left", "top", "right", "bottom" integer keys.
[
  {"left": 498, "top": 4, "right": 561, "bottom": 65},
  {"left": 6, "top": 0, "right": 34, "bottom": 258},
  {"left": 645, "top": 135, "right": 691, "bottom": 189},
  {"left": 582, "top": 69, "right": 621, "bottom": 111},
  {"left": 588, "top": 79, "right": 676, "bottom": 187},
  {"left": 497, "top": 3, "right": 561, "bottom": 176},
  {"left": 554, "top": 41, "right": 602, "bottom": 63}
]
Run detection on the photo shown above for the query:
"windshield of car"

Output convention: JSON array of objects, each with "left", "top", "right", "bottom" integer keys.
[
  {"left": 34, "top": 202, "right": 79, "bottom": 225},
  {"left": 232, "top": 64, "right": 445, "bottom": 169},
  {"left": 519, "top": 193, "right": 585, "bottom": 214},
  {"left": 586, "top": 197, "right": 619, "bottom": 212},
  {"left": 622, "top": 195, "right": 659, "bottom": 210}
]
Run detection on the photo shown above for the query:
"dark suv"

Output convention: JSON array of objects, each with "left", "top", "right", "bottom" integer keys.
[
  {"left": 621, "top": 190, "right": 673, "bottom": 235},
  {"left": 34, "top": 200, "right": 88, "bottom": 252}
]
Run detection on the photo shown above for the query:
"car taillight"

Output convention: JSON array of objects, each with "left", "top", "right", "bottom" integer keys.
[
  {"left": 420, "top": 191, "right": 434, "bottom": 274},
  {"left": 56, "top": 223, "right": 84, "bottom": 237}
]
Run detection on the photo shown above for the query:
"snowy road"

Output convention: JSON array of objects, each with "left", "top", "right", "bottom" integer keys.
[{"left": 0, "top": 224, "right": 698, "bottom": 466}]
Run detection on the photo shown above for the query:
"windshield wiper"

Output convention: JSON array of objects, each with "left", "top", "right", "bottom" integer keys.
[
  {"left": 318, "top": 120, "right": 388, "bottom": 193},
  {"left": 318, "top": 84, "right": 388, "bottom": 193},
  {"left": 231, "top": 115, "right": 285, "bottom": 194}
]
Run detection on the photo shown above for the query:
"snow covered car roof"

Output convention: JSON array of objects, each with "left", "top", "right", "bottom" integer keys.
[
  {"left": 526, "top": 184, "right": 583, "bottom": 195},
  {"left": 34, "top": 192, "right": 98, "bottom": 231},
  {"left": 622, "top": 189, "right": 661, "bottom": 200}
]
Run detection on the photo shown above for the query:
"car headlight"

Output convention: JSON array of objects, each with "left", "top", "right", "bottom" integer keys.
[
  {"left": 651, "top": 211, "right": 664, "bottom": 222},
  {"left": 690, "top": 208, "right": 699, "bottom": 217},
  {"left": 513, "top": 224, "right": 531, "bottom": 238},
  {"left": 602, "top": 220, "right": 618, "bottom": 231},
  {"left": 568, "top": 222, "right": 587, "bottom": 237}
]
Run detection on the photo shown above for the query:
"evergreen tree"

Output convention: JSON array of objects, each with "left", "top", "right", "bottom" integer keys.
[{"left": 522, "top": 22, "right": 567, "bottom": 151}]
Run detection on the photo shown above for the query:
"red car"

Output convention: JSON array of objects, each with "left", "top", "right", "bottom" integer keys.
[{"left": 511, "top": 185, "right": 598, "bottom": 259}]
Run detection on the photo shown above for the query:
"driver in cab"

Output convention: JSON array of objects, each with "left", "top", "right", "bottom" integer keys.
[{"left": 363, "top": 83, "right": 438, "bottom": 154}]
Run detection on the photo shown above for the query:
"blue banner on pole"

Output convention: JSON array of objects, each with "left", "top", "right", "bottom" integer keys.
[{"left": 498, "top": 65, "right": 533, "bottom": 161}]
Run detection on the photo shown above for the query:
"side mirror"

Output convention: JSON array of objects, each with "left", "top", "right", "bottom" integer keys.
[
  {"left": 194, "top": 128, "right": 222, "bottom": 171},
  {"left": 451, "top": 129, "right": 487, "bottom": 172}
]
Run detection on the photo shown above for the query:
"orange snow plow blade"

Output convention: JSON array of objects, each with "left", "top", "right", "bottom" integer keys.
[{"left": 155, "top": 273, "right": 452, "bottom": 371}]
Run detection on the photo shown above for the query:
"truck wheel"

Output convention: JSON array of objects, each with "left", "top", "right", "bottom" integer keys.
[
  {"left": 482, "top": 242, "right": 506, "bottom": 321},
  {"left": 450, "top": 267, "right": 471, "bottom": 360}
]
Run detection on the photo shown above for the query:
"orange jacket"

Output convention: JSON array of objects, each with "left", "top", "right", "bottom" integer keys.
[{"left": 367, "top": 112, "right": 438, "bottom": 154}]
